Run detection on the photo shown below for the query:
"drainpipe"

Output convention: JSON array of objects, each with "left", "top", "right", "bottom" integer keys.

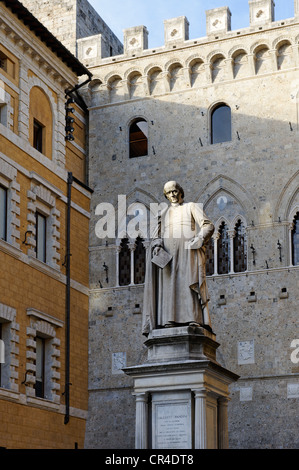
[
  {"left": 63, "top": 74, "right": 92, "bottom": 425},
  {"left": 64, "top": 171, "right": 73, "bottom": 425}
]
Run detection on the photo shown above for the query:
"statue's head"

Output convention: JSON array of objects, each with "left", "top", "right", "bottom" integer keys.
[{"left": 163, "top": 181, "right": 184, "bottom": 204}]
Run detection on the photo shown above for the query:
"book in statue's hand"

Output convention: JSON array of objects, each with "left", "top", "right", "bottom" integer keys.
[{"left": 151, "top": 247, "right": 172, "bottom": 268}]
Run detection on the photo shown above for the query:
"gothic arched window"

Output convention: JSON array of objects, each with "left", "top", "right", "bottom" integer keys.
[
  {"left": 119, "top": 238, "right": 131, "bottom": 286},
  {"left": 233, "top": 219, "right": 247, "bottom": 273},
  {"left": 205, "top": 235, "right": 214, "bottom": 276},
  {"left": 211, "top": 104, "right": 231, "bottom": 144},
  {"left": 129, "top": 118, "right": 148, "bottom": 158},
  {"left": 134, "top": 237, "right": 146, "bottom": 284},
  {"left": 292, "top": 212, "right": 299, "bottom": 266},
  {"left": 217, "top": 221, "right": 230, "bottom": 274}
]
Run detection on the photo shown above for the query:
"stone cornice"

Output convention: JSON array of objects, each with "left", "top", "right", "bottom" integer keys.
[{"left": 0, "top": 10, "right": 79, "bottom": 88}]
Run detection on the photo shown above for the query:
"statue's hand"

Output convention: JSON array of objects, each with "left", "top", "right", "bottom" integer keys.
[
  {"left": 153, "top": 246, "right": 161, "bottom": 256},
  {"left": 187, "top": 236, "right": 203, "bottom": 249}
]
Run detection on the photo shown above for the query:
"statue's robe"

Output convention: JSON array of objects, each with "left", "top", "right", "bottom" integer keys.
[{"left": 142, "top": 202, "right": 214, "bottom": 335}]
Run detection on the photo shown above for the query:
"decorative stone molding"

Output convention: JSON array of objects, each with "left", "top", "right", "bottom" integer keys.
[
  {"left": 90, "top": 27, "right": 298, "bottom": 108},
  {"left": 25, "top": 308, "right": 62, "bottom": 403},
  {"left": 25, "top": 181, "right": 61, "bottom": 269},
  {"left": 0, "top": 157, "right": 20, "bottom": 248},
  {"left": 0, "top": 81, "right": 13, "bottom": 129},
  {"left": 228, "top": 45, "right": 249, "bottom": 59},
  {"left": 206, "top": 7, "right": 232, "bottom": 36},
  {"left": 164, "top": 16, "right": 189, "bottom": 47},
  {"left": 0, "top": 302, "right": 19, "bottom": 392},
  {"left": 27, "top": 75, "right": 64, "bottom": 166},
  {"left": 249, "top": 0, "right": 275, "bottom": 27},
  {"left": 123, "top": 26, "right": 149, "bottom": 56},
  {"left": 77, "top": 34, "right": 106, "bottom": 64}
]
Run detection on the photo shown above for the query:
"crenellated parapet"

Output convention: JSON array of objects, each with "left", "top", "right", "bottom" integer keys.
[
  {"left": 84, "top": 20, "right": 299, "bottom": 108},
  {"left": 78, "top": 0, "right": 299, "bottom": 65},
  {"left": 206, "top": 7, "right": 232, "bottom": 37},
  {"left": 249, "top": 0, "right": 275, "bottom": 26}
]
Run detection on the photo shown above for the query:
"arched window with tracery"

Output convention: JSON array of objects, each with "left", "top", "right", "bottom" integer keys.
[
  {"left": 119, "top": 238, "right": 131, "bottom": 286},
  {"left": 117, "top": 236, "right": 147, "bottom": 286},
  {"left": 217, "top": 221, "right": 230, "bottom": 274},
  {"left": 292, "top": 212, "right": 299, "bottom": 266},
  {"left": 205, "top": 235, "right": 214, "bottom": 276},
  {"left": 134, "top": 236, "right": 146, "bottom": 284},
  {"left": 211, "top": 104, "right": 231, "bottom": 144},
  {"left": 233, "top": 219, "right": 247, "bottom": 272},
  {"left": 129, "top": 118, "right": 148, "bottom": 158}
]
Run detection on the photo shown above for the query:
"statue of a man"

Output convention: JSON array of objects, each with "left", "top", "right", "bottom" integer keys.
[{"left": 142, "top": 181, "right": 215, "bottom": 336}]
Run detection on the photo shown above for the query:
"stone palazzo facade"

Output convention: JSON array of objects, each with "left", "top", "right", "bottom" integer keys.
[{"left": 21, "top": 0, "right": 299, "bottom": 449}]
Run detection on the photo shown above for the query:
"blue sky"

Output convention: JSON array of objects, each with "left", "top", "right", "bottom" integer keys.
[{"left": 88, "top": 0, "right": 295, "bottom": 48}]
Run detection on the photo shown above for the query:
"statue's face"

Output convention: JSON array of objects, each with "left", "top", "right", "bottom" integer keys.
[{"left": 164, "top": 183, "right": 183, "bottom": 204}]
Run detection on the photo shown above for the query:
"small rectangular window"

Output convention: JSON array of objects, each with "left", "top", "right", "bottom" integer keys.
[
  {"left": 35, "top": 336, "right": 45, "bottom": 398},
  {"left": 0, "top": 104, "right": 8, "bottom": 127},
  {"left": 36, "top": 212, "right": 47, "bottom": 263},
  {"left": 33, "top": 119, "right": 44, "bottom": 153},
  {"left": 0, "top": 52, "right": 7, "bottom": 73},
  {"left": 0, "top": 185, "right": 7, "bottom": 241},
  {"left": 0, "top": 50, "right": 15, "bottom": 79}
]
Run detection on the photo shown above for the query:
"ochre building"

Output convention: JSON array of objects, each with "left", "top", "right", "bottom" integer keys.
[{"left": 0, "top": 0, "right": 92, "bottom": 448}]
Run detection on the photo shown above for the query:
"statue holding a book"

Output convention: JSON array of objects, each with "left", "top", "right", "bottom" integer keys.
[{"left": 142, "top": 181, "right": 215, "bottom": 336}]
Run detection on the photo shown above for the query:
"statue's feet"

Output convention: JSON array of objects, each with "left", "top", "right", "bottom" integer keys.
[{"left": 164, "top": 321, "right": 177, "bottom": 328}]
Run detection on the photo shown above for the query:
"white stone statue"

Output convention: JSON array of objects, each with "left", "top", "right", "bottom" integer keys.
[{"left": 142, "top": 181, "right": 215, "bottom": 336}]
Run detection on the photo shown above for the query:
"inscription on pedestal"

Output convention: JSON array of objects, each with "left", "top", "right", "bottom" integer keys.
[{"left": 152, "top": 392, "right": 192, "bottom": 449}]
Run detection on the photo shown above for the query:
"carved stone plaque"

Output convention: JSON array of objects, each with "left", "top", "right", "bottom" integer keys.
[
  {"left": 240, "top": 386, "right": 253, "bottom": 401},
  {"left": 238, "top": 340, "right": 255, "bottom": 365},
  {"left": 151, "top": 392, "right": 192, "bottom": 449},
  {"left": 287, "top": 383, "right": 299, "bottom": 398}
]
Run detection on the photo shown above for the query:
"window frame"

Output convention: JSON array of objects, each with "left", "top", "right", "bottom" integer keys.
[
  {"left": 26, "top": 309, "right": 63, "bottom": 403},
  {"left": 116, "top": 236, "right": 147, "bottom": 287},
  {"left": 129, "top": 118, "right": 148, "bottom": 158},
  {"left": 133, "top": 236, "right": 146, "bottom": 285},
  {"left": 118, "top": 237, "right": 131, "bottom": 286},
  {"left": 0, "top": 303, "right": 18, "bottom": 392},
  {"left": 0, "top": 184, "right": 7, "bottom": 241},
  {"left": 217, "top": 220, "right": 230, "bottom": 275},
  {"left": 33, "top": 119, "right": 44, "bottom": 154},
  {"left": 233, "top": 219, "right": 247, "bottom": 273},
  {"left": 35, "top": 335, "right": 45, "bottom": 399},
  {"left": 291, "top": 212, "right": 299, "bottom": 266},
  {"left": 210, "top": 103, "right": 232, "bottom": 145},
  {"left": 35, "top": 211, "right": 47, "bottom": 263}
]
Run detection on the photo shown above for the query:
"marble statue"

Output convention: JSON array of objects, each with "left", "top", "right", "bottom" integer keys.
[{"left": 142, "top": 181, "right": 215, "bottom": 336}]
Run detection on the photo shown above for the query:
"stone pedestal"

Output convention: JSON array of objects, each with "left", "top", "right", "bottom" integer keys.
[{"left": 124, "top": 326, "right": 238, "bottom": 449}]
